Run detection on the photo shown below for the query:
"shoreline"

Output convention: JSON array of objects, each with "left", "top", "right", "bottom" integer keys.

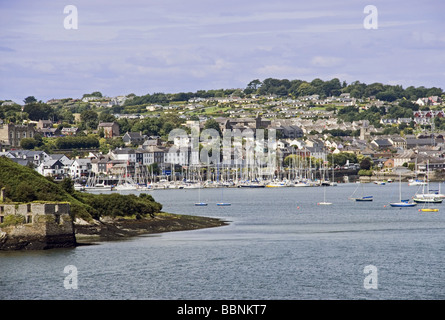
[{"left": 74, "top": 212, "right": 229, "bottom": 244}]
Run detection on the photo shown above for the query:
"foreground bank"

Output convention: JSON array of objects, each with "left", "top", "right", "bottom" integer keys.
[
  {"left": 0, "top": 200, "right": 227, "bottom": 250},
  {"left": 74, "top": 212, "right": 228, "bottom": 243}
]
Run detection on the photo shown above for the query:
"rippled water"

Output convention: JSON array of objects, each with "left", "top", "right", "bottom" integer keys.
[{"left": 1, "top": 183, "right": 445, "bottom": 300}]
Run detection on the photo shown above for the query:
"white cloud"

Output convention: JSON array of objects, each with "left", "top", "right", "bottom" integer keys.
[{"left": 311, "top": 56, "right": 343, "bottom": 68}]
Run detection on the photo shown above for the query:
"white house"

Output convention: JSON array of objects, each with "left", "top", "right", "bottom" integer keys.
[
  {"left": 69, "top": 159, "right": 92, "bottom": 178},
  {"left": 37, "top": 159, "right": 66, "bottom": 178},
  {"left": 110, "top": 148, "right": 137, "bottom": 163}
]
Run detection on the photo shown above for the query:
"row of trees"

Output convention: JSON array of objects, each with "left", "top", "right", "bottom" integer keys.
[
  {"left": 245, "top": 78, "right": 443, "bottom": 101},
  {"left": 120, "top": 78, "right": 443, "bottom": 106}
]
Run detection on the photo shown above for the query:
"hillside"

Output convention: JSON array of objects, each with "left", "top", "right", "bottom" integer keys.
[
  {"left": 0, "top": 156, "right": 226, "bottom": 242},
  {"left": 0, "top": 156, "right": 162, "bottom": 221}
]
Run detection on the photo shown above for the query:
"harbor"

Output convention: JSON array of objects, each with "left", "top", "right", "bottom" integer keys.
[{"left": 3, "top": 183, "right": 445, "bottom": 300}]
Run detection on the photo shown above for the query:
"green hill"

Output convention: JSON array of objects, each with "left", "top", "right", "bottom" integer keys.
[{"left": 0, "top": 156, "right": 162, "bottom": 221}]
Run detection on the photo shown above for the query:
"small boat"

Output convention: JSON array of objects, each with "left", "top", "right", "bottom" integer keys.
[
  {"left": 239, "top": 184, "right": 265, "bottom": 188},
  {"left": 408, "top": 179, "right": 427, "bottom": 186},
  {"left": 419, "top": 199, "right": 439, "bottom": 212},
  {"left": 195, "top": 202, "right": 208, "bottom": 206},
  {"left": 349, "top": 183, "right": 373, "bottom": 202},
  {"left": 413, "top": 196, "right": 442, "bottom": 204},
  {"left": 373, "top": 181, "right": 386, "bottom": 185},
  {"left": 74, "top": 183, "right": 85, "bottom": 191},
  {"left": 390, "top": 174, "right": 417, "bottom": 207},
  {"left": 355, "top": 196, "right": 373, "bottom": 202},
  {"left": 390, "top": 200, "right": 417, "bottom": 207},
  {"left": 419, "top": 208, "right": 439, "bottom": 212},
  {"left": 266, "top": 182, "right": 287, "bottom": 187},
  {"left": 318, "top": 186, "right": 332, "bottom": 205},
  {"left": 217, "top": 203, "right": 231, "bottom": 206}
]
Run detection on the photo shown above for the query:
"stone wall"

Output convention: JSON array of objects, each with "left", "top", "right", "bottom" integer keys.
[{"left": 0, "top": 202, "right": 76, "bottom": 250}]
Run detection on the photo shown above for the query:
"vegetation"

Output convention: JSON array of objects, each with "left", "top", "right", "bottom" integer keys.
[
  {"left": 55, "top": 135, "right": 100, "bottom": 150},
  {"left": 0, "top": 214, "right": 26, "bottom": 227},
  {"left": 0, "top": 157, "right": 162, "bottom": 221},
  {"left": 80, "top": 193, "right": 162, "bottom": 220}
]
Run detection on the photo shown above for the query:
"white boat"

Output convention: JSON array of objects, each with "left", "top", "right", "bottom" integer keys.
[
  {"left": 408, "top": 179, "right": 427, "bottom": 186},
  {"left": 413, "top": 195, "right": 442, "bottom": 203},
  {"left": 318, "top": 186, "right": 332, "bottom": 205},
  {"left": 390, "top": 174, "right": 416, "bottom": 208},
  {"left": 413, "top": 161, "right": 442, "bottom": 203},
  {"left": 114, "top": 183, "right": 138, "bottom": 191},
  {"left": 74, "top": 183, "right": 85, "bottom": 191}
]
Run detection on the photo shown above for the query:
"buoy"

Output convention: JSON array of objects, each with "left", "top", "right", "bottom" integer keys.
[
  {"left": 383, "top": 205, "right": 386, "bottom": 207},
  {"left": 297, "top": 206, "right": 300, "bottom": 209}
]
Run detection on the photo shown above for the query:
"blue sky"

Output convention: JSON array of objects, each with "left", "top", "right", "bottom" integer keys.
[{"left": 1, "top": 0, "right": 444, "bottom": 103}]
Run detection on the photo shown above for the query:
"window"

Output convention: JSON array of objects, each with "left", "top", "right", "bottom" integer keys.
[
  {"left": 0, "top": 216, "right": 3, "bottom": 223},
  {"left": 26, "top": 215, "right": 32, "bottom": 224}
]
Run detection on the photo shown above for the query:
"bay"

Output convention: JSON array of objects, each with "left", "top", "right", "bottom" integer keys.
[{"left": 1, "top": 182, "right": 445, "bottom": 300}]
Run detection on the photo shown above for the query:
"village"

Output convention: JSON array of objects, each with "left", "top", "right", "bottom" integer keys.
[{"left": 1, "top": 86, "right": 445, "bottom": 189}]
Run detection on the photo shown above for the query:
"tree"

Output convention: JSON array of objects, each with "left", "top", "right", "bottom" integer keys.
[
  {"left": 297, "top": 82, "right": 316, "bottom": 96},
  {"left": 23, "top": 103, "right": 55, "bottom": 121},
  {"left": 23, "top": 96, "right": 37, "bottom": 104},
  {"left": 360, "top": 157, "right": 372, "bottom": 170},
  {"left": 82, "top": 91, "right": 103, "bottom": 98},
  {"left": 246, "top": 79, "right": 262, "bottom": 91},
  {"left": 80, "top": 110, "right": 99, "bottom": 130},
  {"left": 20, "top": 138, "right": 38, "bottom": 150},
  {"left": 204, "top": 119, "right": 222, "bottom": 136},
  {"left": 99, "top": 112, "right": 116, "bottom": 123}
]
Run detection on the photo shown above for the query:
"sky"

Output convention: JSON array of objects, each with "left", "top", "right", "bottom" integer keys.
[{"left": 1, "top": 0, "right": 444, "bottom": 103}]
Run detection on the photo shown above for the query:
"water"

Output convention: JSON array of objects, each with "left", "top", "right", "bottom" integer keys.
[{"left": 1, "top": 182, "right": 445, "bottom": 300}]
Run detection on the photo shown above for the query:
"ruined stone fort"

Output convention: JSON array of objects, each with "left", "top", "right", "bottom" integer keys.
[{"left": 0, "top": 190, "right": 76, "bottom": 250}]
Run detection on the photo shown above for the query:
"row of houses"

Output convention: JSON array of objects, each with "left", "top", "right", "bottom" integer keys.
[{"left": 4, "top": 130, "right": 445, "bottom": 180}]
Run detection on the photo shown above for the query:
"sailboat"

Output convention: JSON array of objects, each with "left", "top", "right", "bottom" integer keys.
[
  {"left": 317, "top": 185, "right": 332, "bottom": 205},
  {"left": 349, "top": 182, "right": 373, "bottom": 201},
  {"left": 216, "top": 162, "right": 231, "bottom": 206},
  {"left": 194, "top": 179, "right": 207, "bottom": 206},
  {"left": 413, "top": 161, "right": 442, "bottom": 204},
  {"left": 216, "top": 185, "right": 231, "bottom": 206},
  {"left": 419, "top": 199, "right": 439, "bottom": 212},
  {"left": 390, "top": 174, "right": 416, "bottom": 207}
]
